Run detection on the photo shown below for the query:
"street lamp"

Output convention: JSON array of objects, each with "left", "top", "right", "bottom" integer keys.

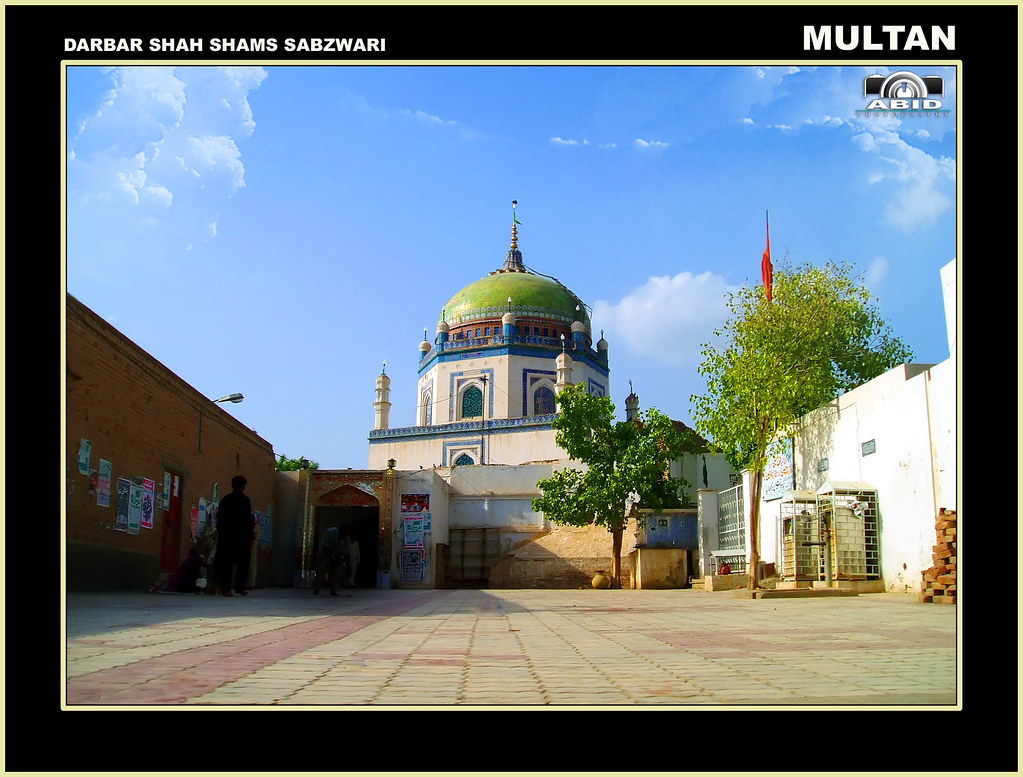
[{"left": 199, "top": 393, "right": 244, "bottom": 452}]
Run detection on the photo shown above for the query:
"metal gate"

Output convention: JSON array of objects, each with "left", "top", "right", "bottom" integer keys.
[
  {"left": 715, "top": 484, "right": 746, "bottom": 574},
  {"left": 447, "top": 528, "right": 501, "bottom": 587}
]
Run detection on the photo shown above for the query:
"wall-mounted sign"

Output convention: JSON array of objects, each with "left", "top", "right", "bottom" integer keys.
[
  {"left": 404, "top": 515, "right": 424, "bottom": 548},
  {"left": 400, "top": 550, "right": 424, "bottom": 583},
  {"left": 401, "top": 494, "right": 429, "bottom": 513},
  {"left": 77, "top": 439, "right": 92, "bottom": 475},
  {"left": 257, "top": 512, "right": 273, "bottom": 547},
  {"left": 127, "top": 481, "right": 143, "bottom": 535},
  {"left": 141, "top": 478, "right": 156, "bottom": 529},
  {"left": 115, "top": 478, "right": 131, "bottom": 531},
  {"left": 97, "top": 459, "right": 113, "bottom": 508},
  {"left": 401, "top": 493, "right": 429, "bottom": 548},
  {"left": 763, "top": 437, "right": 795, "bottom": 501}
]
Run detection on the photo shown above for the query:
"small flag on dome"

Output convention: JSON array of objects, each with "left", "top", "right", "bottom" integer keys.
[
  {"left": 512, "top": 200, "right": 521, "bottom": 225},
  {"left": 761, "top": 210, "right": 773, "bottom": 302}
]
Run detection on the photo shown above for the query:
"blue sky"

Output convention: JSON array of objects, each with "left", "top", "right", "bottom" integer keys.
[{"left": 65, "top": 65, "right": 957, "bottom": 469}]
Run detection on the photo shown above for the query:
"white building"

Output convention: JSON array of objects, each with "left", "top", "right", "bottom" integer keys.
[
  {"left": 742, "top": 258, "right": 957, "bottom": 592},
  {"left": 360, "top": 217, "right": 735, "bottom": 588}
]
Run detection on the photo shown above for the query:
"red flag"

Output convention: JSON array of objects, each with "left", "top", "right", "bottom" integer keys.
[{"left": 761, "top": 212, "right": 773, "bottom": 302}]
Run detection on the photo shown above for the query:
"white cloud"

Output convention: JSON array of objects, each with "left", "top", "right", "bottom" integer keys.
[
  {"left": 550, "top": 136, "right": 586, "bottom": 146},
  {"left": 635, "top": 138, "right": 669, "bottom": 149},
  {"left": 399, "top": 108, "right": 458, "bottom": 128},
  {"left": 743, "top": 66, "right": 956, "bottom": 235},
  {"left": 855, "top": 127, "right": 956, "bottom": 232},
  {"left": 592, "top": 271, "right": 736, "bottom": 365},
  {"left": 185, "top": 135, "right": 245, "bottom": 191},
  {"left": 866, "top": 256, "right": 889, "bottom": 288},
  {"left": 396, "top": 107, "right": 490, "bottom": 140},
  {"left": 67, "top": 65, "right": 268, "bottom": 262}
]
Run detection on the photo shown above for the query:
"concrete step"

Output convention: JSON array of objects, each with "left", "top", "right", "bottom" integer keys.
[{"left": 733, "top": 587, "right": 859, "bottom": 599}]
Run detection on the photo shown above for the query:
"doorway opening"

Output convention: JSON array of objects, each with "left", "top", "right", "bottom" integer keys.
[
  {"left": 159, "top": 470, "right": 184, "bottom": 573},
  {"left": 314, "top": 505, "right": 379, "bottom": 588}
]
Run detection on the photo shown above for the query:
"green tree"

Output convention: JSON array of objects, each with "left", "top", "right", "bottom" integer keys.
[
  {"left": 691, "top": 260, "right": 912, "bottom": 589},
  {"left": 532, "top": 383, "right": 696, "bottom": 588},
  {"left": 275, "top": 454, "right": 319, "bottom": 471}
]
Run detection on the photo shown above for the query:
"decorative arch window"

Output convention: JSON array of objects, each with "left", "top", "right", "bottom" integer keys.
[
  {"left": 461, "top": 384, "right": 483, "bottom": 419},
  {"left": 533, "top": 384, "right": 556, "bottom": 416},
  {"left": 454, "top": 453, "right": 475, "bottom": 466},
  {"left": 421, "top": 392, "right": 432, "bottom": 426}
]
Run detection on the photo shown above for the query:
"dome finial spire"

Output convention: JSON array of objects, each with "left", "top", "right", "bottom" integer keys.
[
  {"left": 501, "top": 200, "right": 526, "bottom": 272},
  {"left": 511, "top": 200, "right": 521, "bottom": 249}
]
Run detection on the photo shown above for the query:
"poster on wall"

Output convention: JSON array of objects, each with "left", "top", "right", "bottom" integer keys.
[
  {"left": 401, "top": 493, "right": 429, "bottom": 513},
  {"left": 763, "top": 437, "right": 795, "bottom": 501},
  {"left": 400, "top": 549, "right": 424, "bottom": 583},
  {"left": 96, "top": 459, "right": 112, "bottom": 507},
  {"left": 404, "top": 515, "right": 424, "bottom": 548},
  {"left": 199, "top": 498, "right": 208, "bottom": 536},
  {"left": 127, "top": 481, "right": 143, "bottom": 535},
  {"left": 190, "top": 506, "right": 200, "bottom": 541},
  {"left": 115, "top": 478, "right": 131, "bottom": 531},
  {"left": 257, "top": 512, "right": 273, "bottom": 547},
  {"left": 77, "top": 438, "right": 92, "bottom": 475},
  {"left": 141, "top": 478, "right": 156, "bottom": 529},
  {"left": 401, "top": 493, "right": 429, "bottom": 548}
]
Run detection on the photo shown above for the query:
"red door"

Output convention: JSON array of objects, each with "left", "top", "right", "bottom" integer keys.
[{"left": 160, "top": 471, "right": 183, "bottom": 572}]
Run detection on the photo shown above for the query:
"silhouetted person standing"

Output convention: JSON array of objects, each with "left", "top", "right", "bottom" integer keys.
[
  {"left": 314, "top": 526, "right": 349, "bottom": 596},
  {"left": 216, "top": 475, "right": 254, "bottom": 596}
]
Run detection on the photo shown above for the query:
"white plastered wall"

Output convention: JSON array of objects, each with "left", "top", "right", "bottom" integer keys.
[{"left": 755, "top": 360, "right": 955, "bottom": 592}]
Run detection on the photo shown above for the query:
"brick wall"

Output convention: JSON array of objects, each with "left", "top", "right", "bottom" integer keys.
[
  {"left": 65, "top": 294, "right": 276, "bottom": 591},
  {"left": 487, "top": 522, "right": 639, "bottom": 588}
]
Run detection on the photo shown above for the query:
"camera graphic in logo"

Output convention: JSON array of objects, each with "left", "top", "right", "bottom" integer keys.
[{"left": 864, "top": 71, "right": 944, "bottom": 110}]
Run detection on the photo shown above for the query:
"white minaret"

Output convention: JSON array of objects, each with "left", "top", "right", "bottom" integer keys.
[
  {"left": 555, "top": 335, "right": 573, "bottom": 394},
  {"left": 625, "top": 382, "right": 640, "bottom": 422},
  {"left": 374, "top": 361, "right": 391, "bottom": 430},
  {"left": 596, "top": 329, "right": 609, "bottom": 363}
]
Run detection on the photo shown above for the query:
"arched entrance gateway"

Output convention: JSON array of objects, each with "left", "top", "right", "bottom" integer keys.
[{"left": 299, "top": 470, "right": 392, "bottom": 588}]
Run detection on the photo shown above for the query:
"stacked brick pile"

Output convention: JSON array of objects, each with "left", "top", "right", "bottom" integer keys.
[{"left": 920, "top": 509, "right": 957, "bottom": 604}]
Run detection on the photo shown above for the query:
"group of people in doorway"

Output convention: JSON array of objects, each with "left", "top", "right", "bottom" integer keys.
[
  {"left": 151, "top": 474, "right": 257, "bottom": 596},
  {"left": 314, "top": 524, "right": 360, "bottom": 596},
  {"left": 156, "top": 475, "right": 367, "bottom": 599}
]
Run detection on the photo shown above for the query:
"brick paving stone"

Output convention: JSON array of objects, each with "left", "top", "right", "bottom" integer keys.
[{"left": 65, "top": 588, "right": 958, "bottom": 708}]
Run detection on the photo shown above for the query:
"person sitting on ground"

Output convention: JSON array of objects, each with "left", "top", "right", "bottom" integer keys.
[{"left": 166, "top": 545, "right": 206, "bottom": 593}]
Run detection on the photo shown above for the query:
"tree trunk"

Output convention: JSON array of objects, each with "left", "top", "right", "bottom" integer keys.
[
  {"left": 610, "top": 520, "right": 624, "bottom": 589},
  {"left": 748, "top": 467, "right": 763, "bottom": 590}
]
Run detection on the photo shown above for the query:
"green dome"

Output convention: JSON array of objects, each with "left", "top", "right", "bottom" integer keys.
[{"left": 441, "top": 270, "right": 590, "bottom": 329}]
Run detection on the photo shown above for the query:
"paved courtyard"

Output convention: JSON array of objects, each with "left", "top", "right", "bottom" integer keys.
[{"left": 64, "top": 587, "right": 958, "bottom": 708}]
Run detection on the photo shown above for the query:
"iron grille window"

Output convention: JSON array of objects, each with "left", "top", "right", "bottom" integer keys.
[
  {"left": 718, "top": 484, "right": 745, "bottom": 553},
  {"left": 461, "top": 385, "right": 483, "bottom": 419}
]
